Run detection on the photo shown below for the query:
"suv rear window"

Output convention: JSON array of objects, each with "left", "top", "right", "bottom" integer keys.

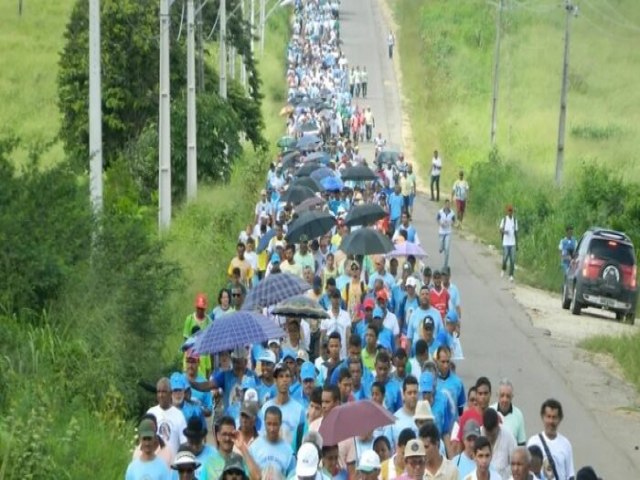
[{"left": 588, "top": 238, "right": 636, "bottom": 265}]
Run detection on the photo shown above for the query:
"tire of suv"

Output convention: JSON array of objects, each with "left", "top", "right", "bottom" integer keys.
[
  {"left": 615, "top": 311, "right": 625, "bottom": 321},
  {"left": 624, "top": 313, "right": 636, "bottom": 325},
  {"left": 561, "top": 282, "right": 571, "bottom": 310},
  {"left": 570, "top": 284, "right": 582, "bottom": 315}
]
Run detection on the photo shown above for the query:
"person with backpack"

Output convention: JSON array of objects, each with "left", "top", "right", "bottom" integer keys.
[{"left": 499, "top": 205, "right": 518, "bottom": 282}]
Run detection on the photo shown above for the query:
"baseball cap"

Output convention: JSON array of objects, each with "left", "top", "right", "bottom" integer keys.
[
  {"left": 268, "top": 338, "right": 281, "bottom": 346},
  {"left": 240, "top": 400, "right": 259, "bottom": 419},
  {"left": 171, "top": 450, "right": 201, "bottom": 470},
  {"left": 404, "top": 439, "right": 426, "bottom": 458},
  {"left": 406, "top": 277, "right": 418, "bottom": 288},
  {"left": 463, "top": 420, "right": 481, "bottom": 440},
  {"left": 222, "top": 458, "right": 246, "bottom": 476},
  {"left": 419, "top": 372, "right": 434, "bottom": 393},
  {"left": 296, "top": 443, "right": 320, "bottom": 477},
  {"left": 258, "top": 349, "right": 277, "bottom": 364},
  {"left": 195, "top": 293, "right": 208, "bottom": 309},
  {"left": 414, "top": 400, "right": 435, "bottom": 421},
  {"left": 271, "top": 253, "right": 281, "bottom": 264},
  {"left": 422, "top": 267, "right": 432, "bottom": 276},
  {"left": 137, "top": 418, "right": 156, "bottom": 438},
  {"left": 300, "top": 361, "right": 317, "bottom": 381},
  {"left": 357, "top": 450, "right": 381, "bottom": 473},
  {"left": 446, "top": 310, "right": 459, "bottom": 323},
  {"left": 185, "top": 348, "right": 200, "bottom": 360},
  {"left": 170, "top": 372, "right": 188, "bottom": 391},
  {"left": 422, "top": 316, "right": 435, "bottom": 330},
  {"left": 231, "top": 346, "right": 248, "bottom": 360},
  {"left": 363, "top": 298, "right": 375, "bottom": 310},
  {"left": 376, "top": 290, "right": 388, "bottom": 301},
  {"left": 372, "top": 307, "right": 384, "bottom": 319},
  {"left": 281, "top": 348, "right": 297, "bottom": 362}
]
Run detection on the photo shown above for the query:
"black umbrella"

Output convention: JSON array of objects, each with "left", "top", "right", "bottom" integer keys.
[
  {"left": 339, "top": 228, "right": 395, "bottom": 255},
  {"left": 345, "top": 204, "right": 387, "bottom": 227},
  {"left": 280, "top": 185, "right": 317, "bottom": 205},
  {"left": 295, "top": 196, "right": 326, "bottom": 213},
  {"left": 295, "top": 162, "right": 321, "bottom": 177},
  {"left": 376, "top": 150, "right": 401, "bottom": 166},
  {"left": 291, "top": 176, "right": 322, "bottom": 192},
  {"left": 286, "top": 210, "right": 336, "bottom": 243},
  {"left": 282, "top": 150, "right": 301, "bottom": 164},
  {"left": 305, "top": 151, "right": 330, "bottom": 163},
  {"left": 296, "top": 135, "right": 323, "bottom": 151},
  {"left": 340, "top": 165, "right": 378, "bottom": 181}
]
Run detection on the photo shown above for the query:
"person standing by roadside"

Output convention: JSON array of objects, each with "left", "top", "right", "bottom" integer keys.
[
  {"left": 526, "top": 399, "right": 575, "bottom": 480},
  {"left": 558, "top": 226, "right": 576, "bottom": 274},
  {"left": 361, "top": 66, "right": 369, "bottom": 98},
  {"left": 437, "top": 200, "right": 456, "bottom": 269},
  {"left": 451, "top": 171, "right": 469, "bottom": 226},
  {"left": 430, "top": 151, "right": 442, "bottom": 202},
  {"left": 499, "top": 205, "right": 518, "bottom": 282},
  {"left": 387, "top": 31, "right": 396, "bottom": 59},
  {"left": 364, "top": 107, "right": 375, "bottom": 142}
]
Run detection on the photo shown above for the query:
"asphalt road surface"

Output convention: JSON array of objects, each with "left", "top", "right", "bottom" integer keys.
[{"left": 339, "top": 0, "right": 640, "bottom": 476}]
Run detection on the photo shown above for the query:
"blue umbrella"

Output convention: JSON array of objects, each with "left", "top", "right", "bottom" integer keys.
[
  {"left": 194, "top": 311, "right": 285, "bottom": 355},
  {"left": 257, "top": 229, "right": 277, "bottom": 253},
  {"left": 296, "top": 135, "right": 322, "bottom": 151},
  {"left": 321, "top": 176, "right": 344, "bottom": 192},
  {"left": 242, "top": 273, "right": 311, "bottom": 310},
  {"left": 306, "top": 152, "right": 330, "bottom": 164},
  {"left": 310, "top": 167, "right": 335, "bottom": 183}
]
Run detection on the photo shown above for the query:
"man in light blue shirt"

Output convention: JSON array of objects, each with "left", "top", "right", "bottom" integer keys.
[
  {"left": 388, "top": 185, "right": 404, "bottom": 231},
  {"left": 250, "top": 405, "right": 296, "bottom": 478},
  {"left": 390, "top": 376, "right": 420, "bottom": 447},
  {"left": 407, "top": 287, "right": 443, "bottom": 349},
  {"left": 451, "top": 420, "right": 481, "bottom": 480},
  {"left": 373, "top": 351, "right": 403, "bottom": 413},
  {"left": 126, "top": 419, "right": 171, "bottom": 480},
  {"left": 435, "top": 345, "right": 466, "bottom": 416},
  {"left": 442, "top": 267, "right": 461, "bottom": 320}
]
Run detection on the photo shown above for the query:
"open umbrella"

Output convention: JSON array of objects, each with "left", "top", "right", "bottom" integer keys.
[
  {"left": 291, "top": 176, "right": 322, "bottom": 192},
  {"left": 295, "top": 163, "right": 321, "bottom": 177},
  {"left": 345, "top": 204, "right": 387, "bottom": 227},
  {"left": 300, "top": 122, "right": 320, "bottom": 133},
  {"left": 257, "top": 229, "right": 277, "bottom": 253},
  {"left": 340, "top": 165, "right": 378, "bottom": 181},
  {"left": 340, "top": 228, "right": 395, "bottom": 255},
  {"left": 386, "top": 242, "right": 427, "bottom": 258},
  {"left": 194, "top": 311, "right": 286, "bottom": 355},
  {"left": 296, "top": 135, "right": 322, "bottom": 151},
  {"left": 376, "top": 150, "right": 401, "bottom": 166},
  {"left": 282, "top": 150, "right": 300, "bottom": 164},
  {"left": 295, "top": 196, "right": 325, "bottom": 213},
  {"left": 272, "top": 295, "right": 329, "bottom": 319},
  {"left": 318, "top": 400, "right": 395, "bottom": 446},
  {"left": 321, "top": 176, "right": 344, "bottom": 192},
  {"left": 242, "top": 273, "right": 311, "bottom": 310},
  {"left": 286, "top": 210, "right": 336, "bottom": 243},
  {"left": 310, "top": 167, "right": 335, "bottom": 183},
  {"left": 277, "top": 136, "right": 298, "bottom": 149},
  {"left": 280, "top": 185, "right": 317, "bottom": 205},
  {"left": 305, "top": 151, "right": 330, "bottom": 164}
]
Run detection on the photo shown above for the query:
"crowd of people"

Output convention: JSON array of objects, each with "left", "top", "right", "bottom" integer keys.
[{"left": 125, "top": 1, "right": 601, "bottom": 480}]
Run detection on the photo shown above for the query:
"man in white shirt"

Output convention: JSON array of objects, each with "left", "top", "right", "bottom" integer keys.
[
  {"left": 430, "top": 150, "right": 442, "bottom": 202},
  {"left": 321, "top": 290, "right": 351, "bottom": 359},
  {"left": 255, "top": 189, "right": 272, "bottom": 223},
  {"left": 147, "top": 377, "right": 188, "bottom": 455},
  {"left": 499, "top": 205, "right": 518, "bottom": 282},
  {"left": 526, "top": 399, "right": 575, "bottom": 480},
  {"left": 482, "top": 408, "right": 517, "bottom": 480},
  {"left": 464, "top": 437, "right": 501, "bottom": 480},
  {"left": 437, "top": 200, "right": 456, "bottom": 269}
]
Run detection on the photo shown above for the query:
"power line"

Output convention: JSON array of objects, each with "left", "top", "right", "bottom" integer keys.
[
  {"left": 177, "top": 0, "right": 186, "bottom": 41},
  {"left": 582, "top": 0, "right": 640, "bottom": 32},
  {"left": 510, "top": 0, "right": 562, "bottom": 14}
]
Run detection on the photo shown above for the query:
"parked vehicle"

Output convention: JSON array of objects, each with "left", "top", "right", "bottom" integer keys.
[{"left": 562, "top": 227, "right": 637, "bottom": 324}]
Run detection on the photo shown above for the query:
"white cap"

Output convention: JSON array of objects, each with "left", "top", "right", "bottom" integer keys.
[
  {"left": 171, "top": 450, "right": 201, "bottom": 470},
  {"left": 258, "top": 349, "right": 277, "bottom": 364},
  {"left": 296, "top": 443, "right": 319, "bottom": 477},
  {"left": 357, "top": 450, "right": 381, "bottom": 473},
  {"left": 268, "top": 338, "right": 281, "bottom": 346},
  {"left": 406, "top": 277, "right": 418, "bottom": 288},
  {"left": 244, "top": 388, "right": 259, "bottom": 403}
]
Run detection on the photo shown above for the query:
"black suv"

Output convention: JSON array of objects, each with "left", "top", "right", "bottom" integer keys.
[{"left": 562, "top": 227, "right": 637, "bottom": 324}]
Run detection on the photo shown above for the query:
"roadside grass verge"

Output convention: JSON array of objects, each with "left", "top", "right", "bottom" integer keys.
[{"left": 580, "top": 334, "right": 640, "bottom": 392}]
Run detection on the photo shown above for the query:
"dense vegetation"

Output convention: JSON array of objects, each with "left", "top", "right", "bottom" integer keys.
[{"left": 0, "top": 0, "right": 290, "bottom": 477}]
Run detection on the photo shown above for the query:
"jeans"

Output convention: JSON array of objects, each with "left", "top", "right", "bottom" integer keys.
[
  {"left": 365, "top": 124, "right": 373, "bottom": 141},
  {"left": 388, "top": 45, "right": 393, "bottom": 59},
  {"left": 502, "top": 246, "right": 516, "bottom": 276},
  {"left": 430, "top": 175, "right": 440, "bottom": 201},
  {"left": 362, "top": 82, "right": 367, "bottom": 97},
  {"left": 440, "top": 233, "right": 451, "bottom": 269}
]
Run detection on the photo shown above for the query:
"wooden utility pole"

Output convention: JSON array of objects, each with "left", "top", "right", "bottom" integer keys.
[{"left": 490, "top": 0, "right": 504, "bottom": 147}]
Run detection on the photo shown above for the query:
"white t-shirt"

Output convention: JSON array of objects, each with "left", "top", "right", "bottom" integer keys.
[
  {"left": 527, "top": 432, "right": 575, "bottom": 480},
  {"left": 431, "top": 157, "right": 442, "bottom": 177},
  {"left": 481, "top": 426, "right": 517, "bottom": 479},
  {"left": 321, "top": 309, "right": 352, "bottom": 359},
  {"left": 147, "top": 405, "right": 187, "bottom": 456},
  {"left": 500, "top": 216, "right": 518, "bottom": 247},
  {"left": 437, "top": 209, "right": 456, "bottom": 235},
  {"left": 383, "top": 310, "right": 400, "bottom": 336}
]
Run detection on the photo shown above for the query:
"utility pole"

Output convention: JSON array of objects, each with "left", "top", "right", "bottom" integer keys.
[
  {"left": 196, "top": 0, "right": 205, "bottom": 92},
  {"left": 230, "top": 45, "right": 236, "bottom": 80},
  {"left": 89, "top": 0, "right": 103, "bottom": 214},
  {"left": 555, "top": 1, "right": 578, "bottom": 186},
  {"left": 260, "top": 0, "right": 265, "bottom": 56},
  {"left": 250, "top": 0, "right": 255, "bottom": 54},
  {"left": 159, "top": 0, "right": 172, "bottom": 230},
  {"left": 490, "top": 0, "right": 504, "bottom": 147},
  {"left": 186, "top": 0, "right": 197, "bottom": 201},
  {"left": 240, "top": 0, "right": 247, "bottom": 90},
  {"left": 219, "top": 0, "right": 227, "bottom": 99}
]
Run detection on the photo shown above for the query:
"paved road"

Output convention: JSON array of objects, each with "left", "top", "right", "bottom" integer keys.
[{"left": 339, "top": 0, "right": 640, "bottom": 476}]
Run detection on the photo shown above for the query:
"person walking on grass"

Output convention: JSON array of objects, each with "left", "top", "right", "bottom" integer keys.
[
  {"left": 499, "top": 205, "right": 518, "bottom": 282},
  {"left": 451, "top": 171, "right": 469, "bottom": 226},
  {"left": 430, "top": 151, "right": 442, "bottom": 202}
]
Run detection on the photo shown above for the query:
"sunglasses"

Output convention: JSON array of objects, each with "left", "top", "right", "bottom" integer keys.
[{"left": 232, "top": 293, "right": 241, "bottom": 297}]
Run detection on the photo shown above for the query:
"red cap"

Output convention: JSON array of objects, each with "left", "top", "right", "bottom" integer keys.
[
  {"left": 376, "top": 290, "right": 389, "bottom": 301},
  {"left": 506, "top": 204, "right": 513, "bottom": 213},
  {"left": 363, "top": 298, "right": 375, "bottom": 309},
  {"left": 195, "top": 293, "right": 208, "bottom": 309}
]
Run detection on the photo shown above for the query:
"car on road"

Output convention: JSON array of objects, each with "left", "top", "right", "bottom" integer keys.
[{"left": 562, "top": 227, "right": 637, "bottom": 323}]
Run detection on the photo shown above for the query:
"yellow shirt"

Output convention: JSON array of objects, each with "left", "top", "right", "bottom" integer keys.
[{"left": 227, "top": 257, "right": 253, "bottom": 284}]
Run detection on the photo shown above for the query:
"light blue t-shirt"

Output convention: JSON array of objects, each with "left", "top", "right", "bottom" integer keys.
[
  {"left": 407, "top": 307, "right": 443, "bottom": 344},
  {"left": 376, "top": 377, "right": 403, "bottom": 413},
  {"left": 257, "top": 379, "right": 278, "bottom": 404},
  {"left": 125, "top": 457, "right": 171, "bottom": 480},
  {"left": 389, "top": 407, "right": 418, "bottom": 447},
  {"left": 212, "top": 370, "right": 256, "bottom": 413},
  {"left": 437, "top": 372, "right": 466, "bottom": 414},
  {"left": 259, "top": 398, "right": 306, "bottom": 447},
  {"left": 249, "top": 436, "right": 295, "bottom": 477},
  {"left": 447, "top": 282, "right": 461, "bottom": 312},
  {"left": 389, "top": 193, "right": 404, "bottom": 220},
  {"left": 451, "top": 452, "right": 475, "bottom": 480},
  {"left": 171, "top": 444, "right": 217, "bottom": 480}
]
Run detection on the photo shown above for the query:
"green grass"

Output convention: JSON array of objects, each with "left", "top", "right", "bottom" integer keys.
[
  {"left": 580, "top": 334, "right": 640, "bottom": 392},
  {"left": 392, "top": 0, "right": 640, "bottom": 185},
  {"left": 0, "top": 1, "right": 73, "bottom": 165}
]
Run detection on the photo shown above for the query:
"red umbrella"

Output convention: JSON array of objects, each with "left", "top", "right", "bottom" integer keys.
[{"left": 318, "top": 400, "right": 395, "bottom": 446}]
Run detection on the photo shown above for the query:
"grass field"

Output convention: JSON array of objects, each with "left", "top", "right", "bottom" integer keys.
[{"left": 392, "top": 0, "right": 640, "bottom": 184}]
